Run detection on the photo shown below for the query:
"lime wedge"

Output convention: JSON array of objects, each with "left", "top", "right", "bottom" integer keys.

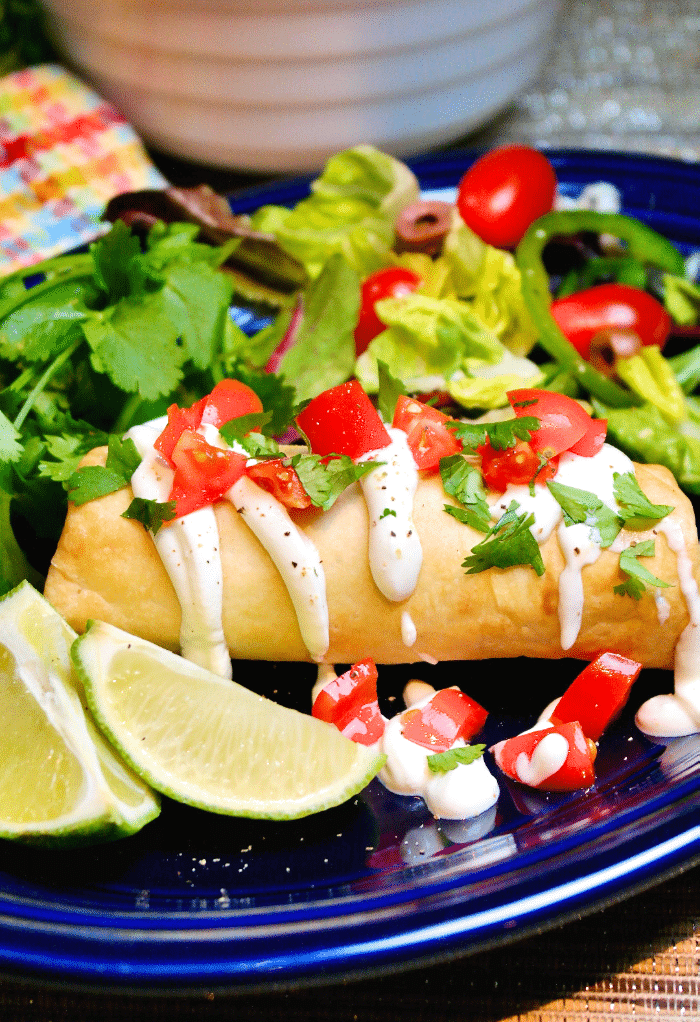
[
  {"left": 0, "top": 582, "right": 160, "bottom": 846},
  {"left": 73, "top": 621, "right": 385, "bottom": 820}
]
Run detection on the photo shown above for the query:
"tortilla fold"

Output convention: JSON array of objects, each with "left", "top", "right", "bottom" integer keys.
[{"left": 44, "top": 447, "right": 698, "bottom": 669}]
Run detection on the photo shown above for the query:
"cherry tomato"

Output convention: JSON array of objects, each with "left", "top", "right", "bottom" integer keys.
[
  {"left": 456, "top": 145, "right": 557, "bottom": 249},
  {"left": 491, "top": 721, "right": 596, "bottom": 791},
  {"left": 551, "top": 651, "right": 642, "bottom": 741},
  {"left": 478, "top": 438, "right": 557, "bottom": 492},
  {"left": 312, "top": 658, "right": 384, "bottom": 746},
  {"left": 168, "top": 429, "right": 247, "bottom": 518},
  {"left": 401, "top": 687, "right": 488, "bottom": 753},
  {"left": 246, "top": 458, "right": 312, "bottom": 510},
  {"left": 354, "top": 267, "right": 422, "bottom": 355},
  {"left": 200, "top": 378, "right": 263, "bottom": 427},
  {"left": 508, "top": 388, "right": 598, "bottom": 458},
  {"left": 296, "top": 380, "right": 391, "bottom": 460},
  {"left": 549, "top": 283, "right": 672, "bottom": 360},
  {"left": 392, "top": 395, "right": 461, "bottom": 470}
]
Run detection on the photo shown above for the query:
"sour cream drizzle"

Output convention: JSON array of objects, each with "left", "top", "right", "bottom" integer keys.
[
  {"left": 225, "top": 475, "right": 329, "bottom": 662},
  {"left": 127, "top": 419, "right": 329, "bottom": 670},
  {"left": 635, "top": 517, "right": 700, "bottom": 737},
  {"left": 492, "top": 444, "right": 637, "bottom": 649},
  {"left": 358, "top": 428, "right": 423, "bottom": 603},
  {"left": 128, "top": 420, "right": 232, "bottom": 679}
]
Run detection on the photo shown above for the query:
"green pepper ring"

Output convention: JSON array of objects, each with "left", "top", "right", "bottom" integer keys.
[{"left": 515, "top": 209, "right": 686, "bottom": 408}]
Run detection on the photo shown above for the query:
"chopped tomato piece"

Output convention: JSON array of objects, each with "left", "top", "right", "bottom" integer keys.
[
  {"left": 392, "top": 395, "right": 461, "bottom": 470},
  {"left": 168, "top": 428, "right": 247, "bottom": 518},
  {"left": 246, "top": 458, "right": 312, "bottom": 510},
  {"left": 200, "top": 378, "right": 263, "bottom": 428},
  {"left": 296, "top": 380, "right": 391, "bottom": 460},
  {"left": 478, "top": 438, "right": 557, "bottom": 492},
  {"left": 401, "top": 687, "right": 488, "bottom": 753},
  {"left": 567, "top": 417, "right": 608, "bottom": 458},
  {"left": 551, "top": 651, "right": 642, "bottom": 741},
  {"left": 155, "top": 397, "right": 207, "bottom": 463},
  {"left": 312, "top": 658, "right": 384, "bottom": 746},
  {"left": 491, "top": 721, "right": 596, "bottom": 791},
  {"left": 508, "top": 388, "right": 595, "bottom": 458}
]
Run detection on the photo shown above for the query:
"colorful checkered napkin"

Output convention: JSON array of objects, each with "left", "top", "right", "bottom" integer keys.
[{"left": 0, "top": 63, "right": 168, "bottom": 275}]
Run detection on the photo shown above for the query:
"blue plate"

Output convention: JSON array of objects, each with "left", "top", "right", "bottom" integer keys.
[{"left": 3, "top": 149, "right": 700, "bottom": 993}]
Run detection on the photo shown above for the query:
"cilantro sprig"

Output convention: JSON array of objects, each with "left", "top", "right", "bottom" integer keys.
[
  {"left": 615, "top": 540, "right": 672, "bottom": 600},
  {"left": 462, "top": 501, "right": 545, "bottom": 576},
  {"left": 427, "top": 745, "right": 486, "bottom": 773},
  {"left": 0, "top": 216, "right": 300, "bottom": 596},
  {"left": 449, "top": 416, "right": 540, "bottom": 453}
]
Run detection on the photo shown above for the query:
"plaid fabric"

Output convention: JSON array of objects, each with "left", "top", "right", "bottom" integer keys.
[{"left": 0, "top": 63, "right": 167, "bottom": 274}]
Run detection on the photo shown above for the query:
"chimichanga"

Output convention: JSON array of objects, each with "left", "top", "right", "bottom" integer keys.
[{"left": 44, "top": 445, "right": 699, "bottom": 670}]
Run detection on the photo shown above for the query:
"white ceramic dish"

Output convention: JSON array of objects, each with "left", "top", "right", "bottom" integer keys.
[{"left": 40, "top": 0, "right": 562, "bottom": 172}]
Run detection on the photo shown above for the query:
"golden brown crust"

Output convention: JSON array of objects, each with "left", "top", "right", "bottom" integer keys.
[{"left": 43, "top": 448, "right": 698, "bottom": 669}]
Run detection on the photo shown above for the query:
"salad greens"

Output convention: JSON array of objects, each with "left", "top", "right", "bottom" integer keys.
[{"left": 4, "top": 141, "right": 700, "bottom": 601}]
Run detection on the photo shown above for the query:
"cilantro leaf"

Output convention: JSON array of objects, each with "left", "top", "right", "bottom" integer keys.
[
  {"left": 614, "top": 539, "right": 672, "bottom": 599},
  {"left": 90, "top": 220, "right": 147, "bottom": 300},
  {"left": 427, "top": 745, "right": 486, "bottom": 773},
  {"left": 290, "top": 453, "right": 377, "bottom": 511},
  {"left": 440, "top": 454, "right": 491, "bottom": 533},
  {"left": 122, "top": 497, "right": 176, "bottom": 535},
  {"left": 547, "top": 480, "right": 622, "bottom": 548},
  {"left": 613, "top": 471, "right": 674, "bottom": 526},
  {"left": 462, "top": 501, "right": 545, "bottom": 576},
  {"left": 157, "top": 260, "right": 234, "bottom": 370},
  {"left": 66, "top": 435, "right": 141, "bottom": 506},
  {"left": 83, "top": 291, "right": 185, "bottom": 401},
  {"left": 0, "top": 410, "right": 22, "bottom": 463},
  {"left": 219, "top": 412, "right": 274, "bottom": 449},
  {"left": 450, "top": 416, "right": 539, "bottom": 453},
  {"left": 226, "top": 363, "right": 297, "bottom": 438},
  {"left": 380, "top": 507, "right": 396, "bottom": 519}
]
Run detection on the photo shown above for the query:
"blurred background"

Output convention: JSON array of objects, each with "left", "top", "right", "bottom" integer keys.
[{"left": 3, "top": 0, "right": 700, "bottom": 187}]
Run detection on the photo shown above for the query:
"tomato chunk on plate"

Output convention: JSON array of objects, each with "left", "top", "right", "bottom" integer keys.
[
  {"left": 492, "top": 721, "right": 596, "bottom": 792},
  {"left": 246, "top": 458, "right": 312, "bottom": 510},
  {"left": 312, "top": 658, "right": 384, "bottom": 746},
  {"left": 551, "top": 651, "right": 642, "bottom": 741},
  {"left": 401, "top": 687, "right": 488, "bottom": 753}
]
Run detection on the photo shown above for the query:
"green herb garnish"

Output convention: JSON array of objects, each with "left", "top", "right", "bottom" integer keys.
[
  {"left": 427, "top": 745, "right": 486, "bottom": 773},
  {"left": 547, "top": 480, "right": 623, "bottom": 548},
  {"left": 121, "top": 497, "right": 177, "bottom": 535},
  {"left": 462, "top": 501, "right": 545, "bottom": 576},
  {"left": 614, "top": 539, "right": 672, "bottom": 599}
]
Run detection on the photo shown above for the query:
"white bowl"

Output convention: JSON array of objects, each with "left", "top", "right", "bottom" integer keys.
[{"left": 41, "top": 0, "right": 562, "bottom": 173}]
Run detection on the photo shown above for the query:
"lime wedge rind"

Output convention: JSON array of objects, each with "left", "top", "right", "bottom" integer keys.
[
  {"left": 0, "top": 583, "right": 159, "bottom": 847},
  {"left": 73, "top": 620, "right": 385, "bottom": 821}
]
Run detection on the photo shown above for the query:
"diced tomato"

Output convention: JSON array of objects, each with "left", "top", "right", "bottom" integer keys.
[
  {"left": 401, "top": 687, "right": 489, "bottom": 753},
  {"left": 246, "top": 458, "right": 312, "bottom": 510},
  {"left": 200, "top": 378, "right": 263, "bottom": 428},
  {"left": 168, "top": 428, "right": 247, "bottom": 518},
  {"left": 296, "top": 380, "right": 391, "bottom": 460},
  {"left": 312, "top": 658, "right": 384, "bottom": 746},
  {"left": 551, "top": 651, "right": 642, "bottom": 741},
  {"left": 392, "top": 395, "right": 461, "bottom": 470},
  {"left": 567, "top": 417, "right": 608, "bottom": 458},
  {"left": 478, "top": 437, "right": 557, "bottom": 492},
  {"left": 491, "top": 720, "right": 596, "bottom": 791},
  {"left": 354, "top": 267, "right": 422, "bottom": 355},
  {"left": 155, "top": 397, "right": 208, "bottom": 462},
  {"left": 508, "top": 388, "right": 596, "bottom": 458}
]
